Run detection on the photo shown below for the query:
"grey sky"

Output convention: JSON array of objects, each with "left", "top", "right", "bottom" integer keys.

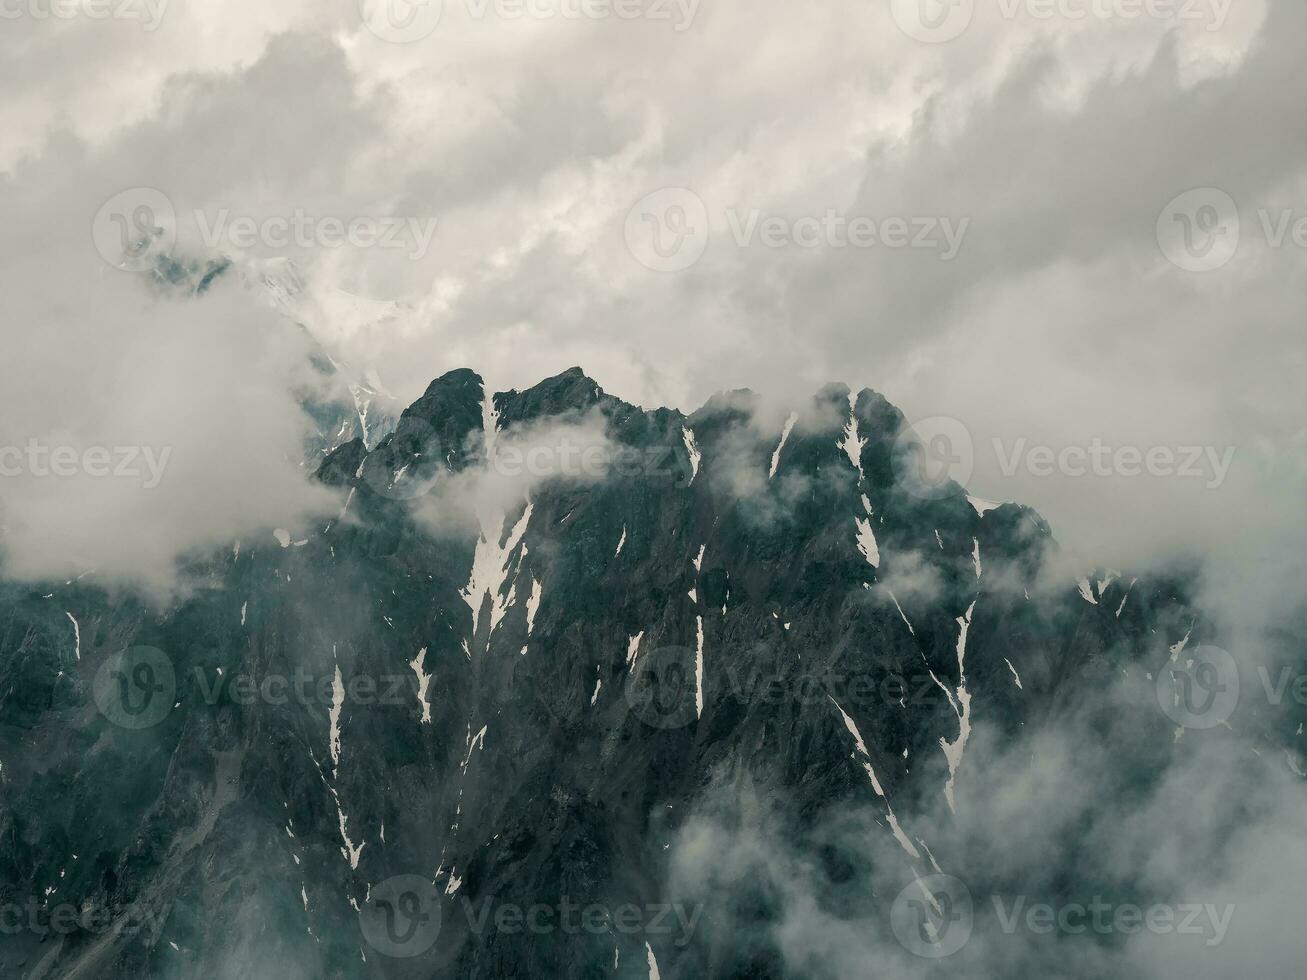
[{"left": 0, "top": 0, "right": 1302, "bottom": 605}]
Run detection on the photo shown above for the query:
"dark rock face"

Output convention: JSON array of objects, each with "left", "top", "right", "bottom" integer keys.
[{"left": 0, "top": 369, "right": 1290, "bottom": 978}]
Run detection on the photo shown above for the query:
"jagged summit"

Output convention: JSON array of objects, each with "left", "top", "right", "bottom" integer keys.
[{"left": 0, "top": 362, "right": 1224, "bottom": 980}]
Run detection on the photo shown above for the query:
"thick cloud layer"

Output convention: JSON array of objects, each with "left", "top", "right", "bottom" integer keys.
[{"left": 1, "top": 0, "right": 1302, "bottom": 611}]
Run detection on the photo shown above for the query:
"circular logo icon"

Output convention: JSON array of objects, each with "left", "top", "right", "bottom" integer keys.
[
  {"left": 624, "top": 188, "right": 709, "bottom": 273},
  {"left": 625, "top": 645, "right": 700, "bottom": 729},
  {"left": 890, "top": 873, "right": 973, "bottom": 959},
  {"left": 359, "top": 0, "right": 443, "bottom": 42},
  {"left": 92, "top": 188, "right": 176, "bottom": 273},
  {"left": 359, "top": 874, "right": 443, "bottom": 957},
  {"left": 359, "top": 416, "right": 439, "bottom": 501},
  {"left": 1156, "top": 644, "right": 1240, "bottom": 730},
  {"left": 889, "top": 0, "right": 975, "bottom": 43},
  {"left": 892, "top": 416, "right": 973, "bottom": 501},
  {"left": 93, "top": 646, "right": 176, "bottom": 730},
  {"left": 1156, "top": 188, "right": 1240, "bottom": 272}
]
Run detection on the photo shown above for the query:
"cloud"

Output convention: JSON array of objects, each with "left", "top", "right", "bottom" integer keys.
[
  {"left": 666, "top": 672, "right": 1307, "bottom": 978},
  {"left": 2, "top": 0, "right": 1302, "bottom": 620}
]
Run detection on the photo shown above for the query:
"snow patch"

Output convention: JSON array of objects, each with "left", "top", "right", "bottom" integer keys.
[
  {"left": 409, "top": 647, "right": 432, "bottom": 724},
  {"left": 694, "top": 616, "right": 705, "bottom": 719},
  {"left": 682, "top": 427, "right": 701, "bottom": 485},
  {"left": 938, "top": 601, "right": 976, "bottom": 813},
  {"left": 769, "top": 412, "right": 798, "bottom": 479},
  {"left": 65, "top": 612, "right": 80, "bottom": 660}
]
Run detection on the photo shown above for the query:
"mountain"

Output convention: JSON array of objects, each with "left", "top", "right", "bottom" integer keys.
[{"left": 0, "top": 368, "right": 1298, "bottom": 978}]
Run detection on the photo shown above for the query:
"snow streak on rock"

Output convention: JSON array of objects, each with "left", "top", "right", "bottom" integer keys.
[
  {"left": 463, "top": 482, "right": 533, "bottom": 646},
  {"left": 971, "top": 538, "right": 982, "bottom": 580},
  {"left": 888, "top": 589, "right": 915, "bottom": 636},
  {"left": 525, "top": 577, "right": 543, "bottom": 638},
  {"left": 843, "top": 397, "right": 880, "bottom": 570},
  {"left": 65, "top": 612, "right": 80, "bottom": 661},
  {"left": 626, "top": 632, "right": 644, "bottom": 668},
  {"left": 682, "top": 427, "right": 701, "bottom": 485},
  {"left": 937, "top": 601, "right": 976, "bottom": 814},
  {"left": 615, "top": 525, "right": 626, "bottom": 557},
  {"left": 855, "top": 495, "right": 880, "bottom": 570},
  {"left": 828, "top": 696, "right": 920, "bottom": 859},
  {"left": 694, "top": 616, "right": 705, "bottom": 719},
  {"left": 769, "top": 412, "right": 798, "bottom": 479},
  {"left": 840, "top": 391, "right": 866, "bottom": 474},
  {"left": 646, "top": 942, "right": 661, "bottom": 980},
  {"left": 409, "top": 647, "right": 432, "bottom": 724},
  {"left": 1116, "top": 577, "right": 1137, "bottom": 618},
  {"left": 1169, "top": 620, "right": 1195, "bottom": 661},
  {"left": 1004, "top": 657, "right": 1023, "bottom": 690},
  {"left": 328, "top": 658, "right": 345, "bottom": 774}
]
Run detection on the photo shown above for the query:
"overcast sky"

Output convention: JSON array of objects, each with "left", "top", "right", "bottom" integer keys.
[{"left": 1, "top": 0, "right": 1302, "bottom": 613}]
